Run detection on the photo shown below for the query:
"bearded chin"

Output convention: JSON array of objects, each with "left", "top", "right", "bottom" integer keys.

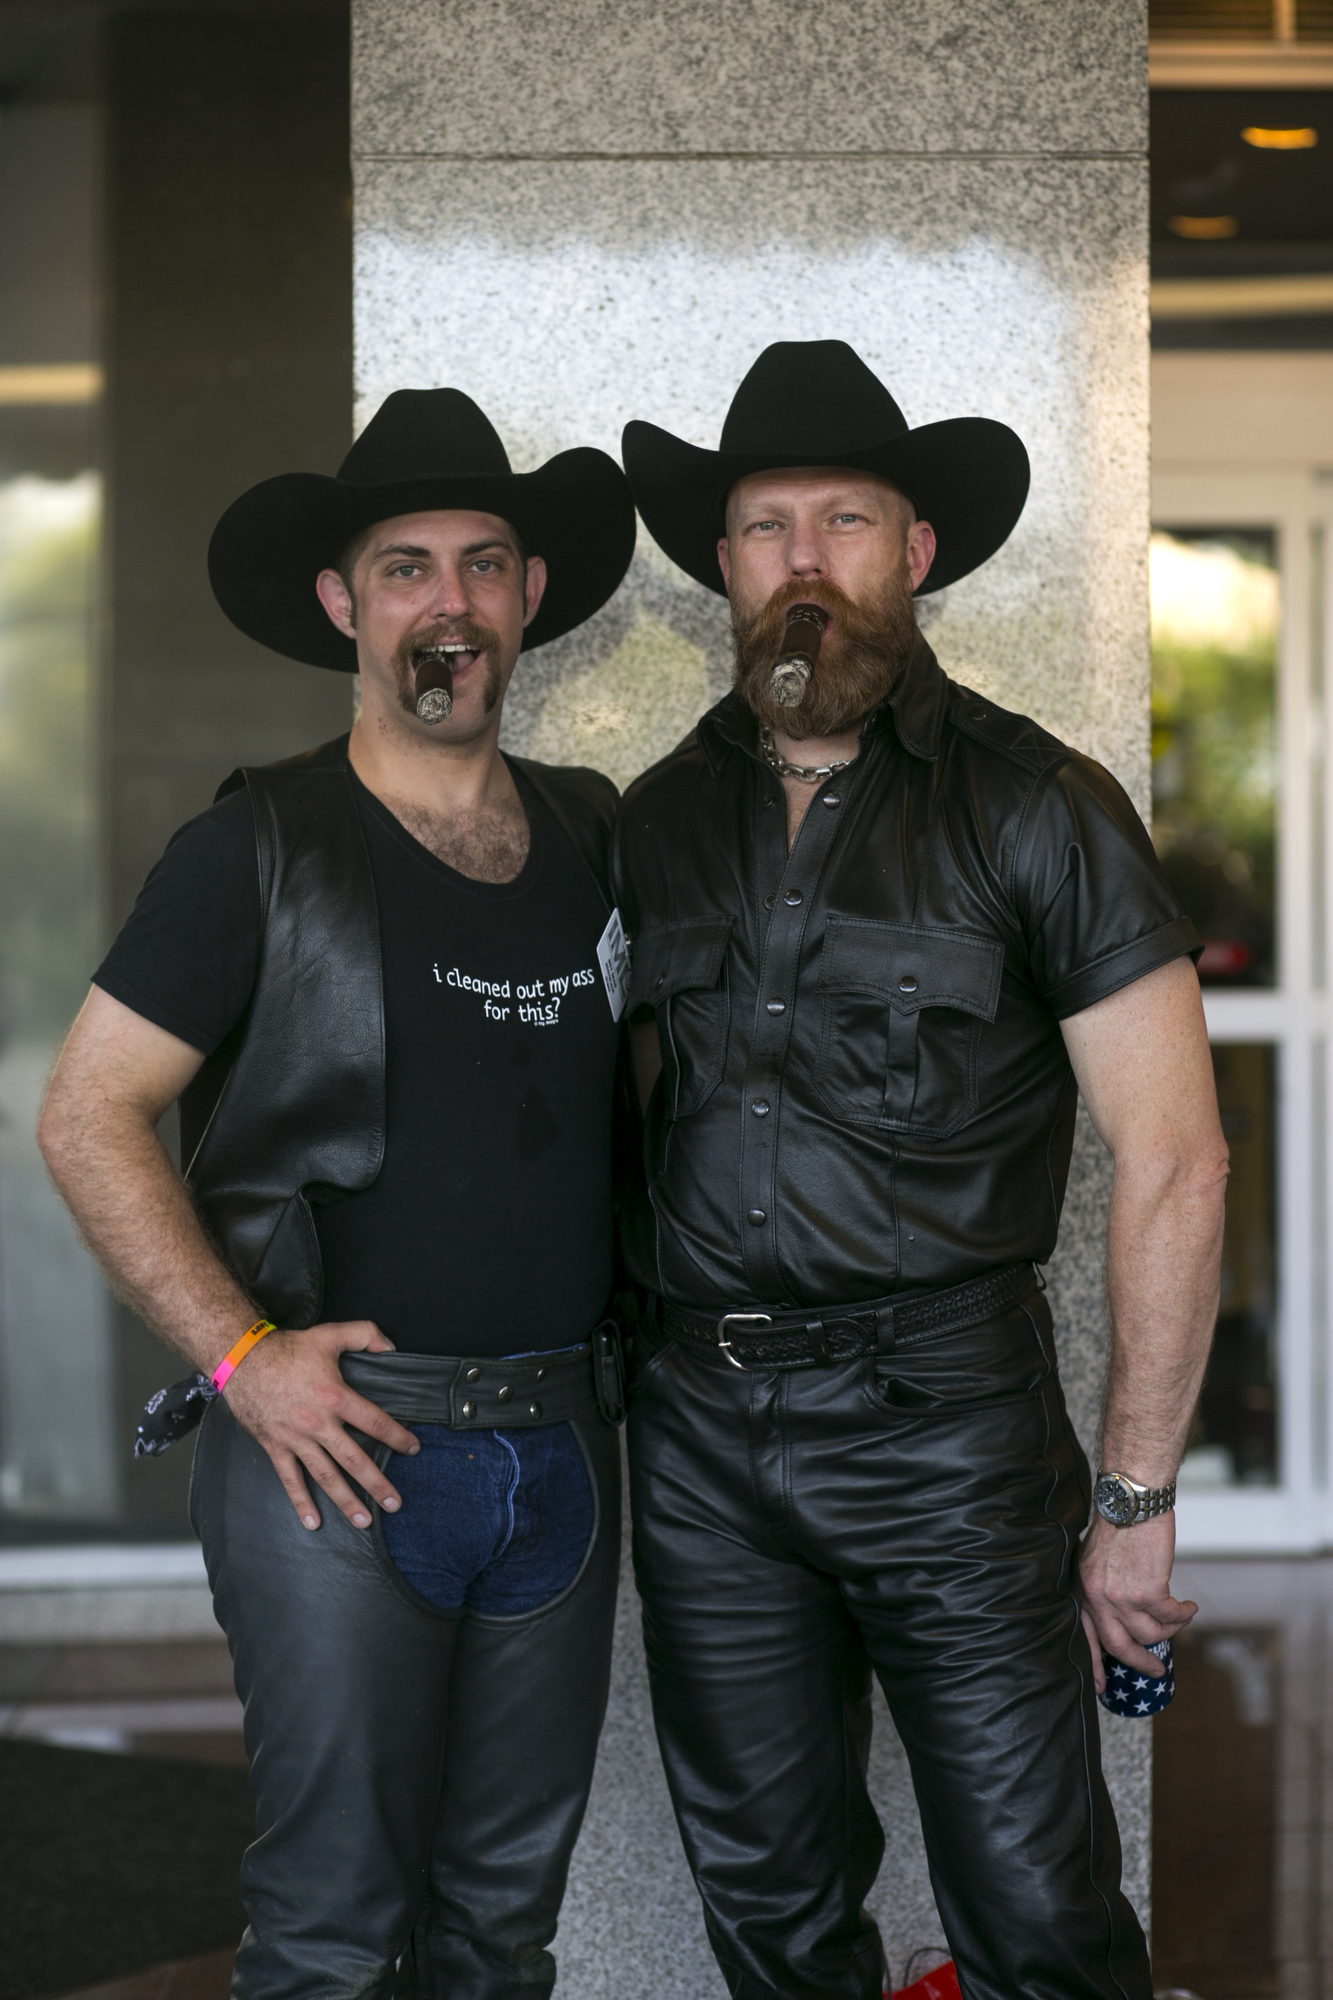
[{"left": 732, "top": 564, "right": 920, "bottom": 740}]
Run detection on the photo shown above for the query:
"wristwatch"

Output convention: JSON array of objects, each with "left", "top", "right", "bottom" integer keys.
[{"left": 1094, "top": 1471, "right": 1176, "bottom": 1527}]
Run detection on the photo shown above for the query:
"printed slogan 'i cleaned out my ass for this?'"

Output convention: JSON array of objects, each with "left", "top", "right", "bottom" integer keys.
[{"left": 434, "top": 962, "right": 599, "bottom": 1026}]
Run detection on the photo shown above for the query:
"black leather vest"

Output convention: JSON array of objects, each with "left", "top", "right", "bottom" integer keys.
[{"left": 180, "top": 734, "right": 618, "bottom": 1328}]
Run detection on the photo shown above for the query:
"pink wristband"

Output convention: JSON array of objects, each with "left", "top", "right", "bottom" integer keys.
[{"left": 211, "top": 1319, "right": 275, "bottom": 1391}]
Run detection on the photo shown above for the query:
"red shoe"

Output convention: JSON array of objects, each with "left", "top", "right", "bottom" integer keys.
[{"left": 892, "top": 1963, "right": 962, "bottom": 2000}]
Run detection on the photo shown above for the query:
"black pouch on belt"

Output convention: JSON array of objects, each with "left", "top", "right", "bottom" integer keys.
[
  {"left": 134, "top": 1371, "right": 217, "bottom": 1456},
  {"left": 592, "top": 1320, "right": 627, "bottom": 1426}
]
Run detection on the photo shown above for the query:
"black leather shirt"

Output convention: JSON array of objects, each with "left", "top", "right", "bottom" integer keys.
[{"left": 612, "top": 637, "right": 1199, "bottom": 1310}]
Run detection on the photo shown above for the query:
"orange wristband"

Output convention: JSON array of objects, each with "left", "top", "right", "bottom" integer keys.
[{"left": 211, "top": 1319, "right": 276, "bottom": 1391}]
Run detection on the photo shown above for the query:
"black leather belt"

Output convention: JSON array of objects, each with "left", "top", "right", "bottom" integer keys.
[
  {"left": 652, "top": 1263, "right": 1040, "bottom": 1372},
  {"left": 133, "top": 1325, "right": 626, "bottom": 1461},
  {"left": 341, "top": 1322, "right": 626, "bottom": 1427}
]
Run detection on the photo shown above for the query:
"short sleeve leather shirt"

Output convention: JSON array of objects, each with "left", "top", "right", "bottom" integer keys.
[{"left": 611, "top": 638, "right": 1199, "bottom": 1310}]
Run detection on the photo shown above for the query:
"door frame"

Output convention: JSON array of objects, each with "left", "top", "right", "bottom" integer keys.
[{"left": 1153, "top": 468, "right": 1333, "bottom": 1553}]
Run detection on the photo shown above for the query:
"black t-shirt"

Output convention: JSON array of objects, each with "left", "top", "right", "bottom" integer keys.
[{"left": 95, "top": 764, "right": 620, "bottom": 1356}]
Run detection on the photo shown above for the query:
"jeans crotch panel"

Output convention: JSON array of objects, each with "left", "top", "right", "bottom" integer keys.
[
  {"left": 493, "top": 1432, "right": 521, "bottom": 1563},
  {"left": 747, "top": 1369, "right": 792, "bottom": 1535}
]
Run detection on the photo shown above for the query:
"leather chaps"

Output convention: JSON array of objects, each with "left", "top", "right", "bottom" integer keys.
[
  {"left": 190, "top": 1388, "right": 620, "bottom": 2000},
  {"left": 628, "top": 1289, "right": 1153, "bottom": 2000}
]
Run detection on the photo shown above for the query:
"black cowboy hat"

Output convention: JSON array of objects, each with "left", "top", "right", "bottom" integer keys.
[
  {"left": 209, "top": 388, "right": 637, "bottom": 670},
  {"left": 621, "top": 340, "right": 1029, "bottom": 598}
]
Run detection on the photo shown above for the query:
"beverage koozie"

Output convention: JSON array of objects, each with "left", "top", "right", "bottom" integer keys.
[{"left": 1098, "top": 1638, "right": 1174, "bottom": 1716}]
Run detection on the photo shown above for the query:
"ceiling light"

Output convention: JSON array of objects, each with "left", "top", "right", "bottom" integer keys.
[
  {"left": 1152, "top": 273, "right": 1333, "bottom": 318},
  {"left": 1241, "top": 125, "right": 1318, "bottom": 149},
  {"left": 1168, "top": 215, "right": 1241, "bottom": 238},
  {"left": 0, "top": 364, "right": 103, "bottom": 405}
]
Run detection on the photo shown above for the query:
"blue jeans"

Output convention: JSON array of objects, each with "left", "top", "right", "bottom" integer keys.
[{"left": 380, "top": 1421, "right": 595, "bottom": 1616}]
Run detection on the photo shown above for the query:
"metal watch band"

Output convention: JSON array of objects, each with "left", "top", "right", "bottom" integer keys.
[{"left": 1094, "top": 1471, "right": 1177, "bottom": 1527}]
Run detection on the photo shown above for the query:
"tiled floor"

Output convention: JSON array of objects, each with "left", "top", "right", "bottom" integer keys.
[
  {"left": 9, "top": 1559, "right": 1333, "bottom": 2000},
  {"left": 43, "top": 1953, "right": 235, "bottom": 2000},
  {"left": 0, "top": 1639, "right": 244, "bottom": 1765},
  {"left": 1155, "top": 1557, "right": 1333, "bottom": 2000},
  {"left": 1153, "top": 1621, "right": 1280, "bottom": 1998}
]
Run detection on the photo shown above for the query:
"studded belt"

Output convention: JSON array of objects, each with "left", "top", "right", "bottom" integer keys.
[
  {"left": 651, "top": 1263, "right": 1040, "bottom": 1372},
  {"left": 341, "top": 1321, "right": 626, "bottom": 1428}
]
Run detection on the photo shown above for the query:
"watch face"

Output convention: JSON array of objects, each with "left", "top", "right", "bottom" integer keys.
[{"left": 1095, "top": 1474, "right": 1139, "bottom": 1526}]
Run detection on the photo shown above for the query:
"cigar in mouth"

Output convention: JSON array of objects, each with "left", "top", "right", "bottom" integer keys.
[
  {"left": 412, "top": 644, "right": 467, "bottom": 723},
  {"left": 769, "top": 604, "right": 828, "bottom": 708}
]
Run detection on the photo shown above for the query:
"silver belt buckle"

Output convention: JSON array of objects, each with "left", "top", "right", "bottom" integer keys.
[{"left": 717, "top": 1312, "right": 772, "bottom": 1370}]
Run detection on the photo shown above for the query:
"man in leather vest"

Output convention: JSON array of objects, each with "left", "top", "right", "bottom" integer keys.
[
  {"left": 38, "top": 389, "right": 638, "bottom": 2000},
  {"left": 614, "top": 342, "right": 1228, "bottom": 2000}
]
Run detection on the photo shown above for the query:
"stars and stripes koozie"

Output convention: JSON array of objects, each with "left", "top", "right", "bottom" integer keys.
[{"left": 1098, "top": 1639, "right": 1174, "bottom": 1716}]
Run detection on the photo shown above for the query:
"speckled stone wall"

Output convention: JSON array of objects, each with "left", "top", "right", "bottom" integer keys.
[{"left": 352, "top": 3, "right": 1151, "bottom": 1989}]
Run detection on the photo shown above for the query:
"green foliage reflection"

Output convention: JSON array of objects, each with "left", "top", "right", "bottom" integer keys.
[
  {"left": 0, "top": 474, "right": 100, "bottom": 1045},
  {"left": 1150, "top": 529, "right": 1277, "bottom": 985}
]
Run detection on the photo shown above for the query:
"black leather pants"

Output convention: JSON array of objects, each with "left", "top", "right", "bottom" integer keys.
[
  {"left": 628, "top": 1292, "right": 1152, "bottom": 2000},
  {"left": 190, "top": 1398, "right": 619, "bottom": 2000}
]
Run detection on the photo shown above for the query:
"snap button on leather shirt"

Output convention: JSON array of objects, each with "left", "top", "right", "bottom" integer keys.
[{"left": 612, "top": 638, "right": 1199, "bottom": 1310}]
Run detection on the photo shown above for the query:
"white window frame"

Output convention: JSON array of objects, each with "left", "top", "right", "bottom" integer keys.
[{"left": 1153, "top": 469, "right": 1333, "bottom": 1553}]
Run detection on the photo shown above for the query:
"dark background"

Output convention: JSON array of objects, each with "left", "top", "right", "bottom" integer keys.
[
  {"left": 0, "top": 0, "right": 352, "bottom": 1540},
  {"left": 1152, "top": 86, "right": 1333, "bottom": 347}
]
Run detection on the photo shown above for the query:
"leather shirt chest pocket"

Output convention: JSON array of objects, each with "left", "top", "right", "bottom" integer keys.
[
  {"left": 814, "top": 917, "right": 1003, "bottom": 1137},
  {"left": 627, "top": 916, "right": 733, "bottom": 1119}
]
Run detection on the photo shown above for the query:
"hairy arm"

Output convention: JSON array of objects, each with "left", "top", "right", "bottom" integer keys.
[
  {"left": 1060, "top": 955, "right": 1228, "bottom": 1686},
  {"left": 38, "top": 986, "right": 418, "bottom": 1529}
]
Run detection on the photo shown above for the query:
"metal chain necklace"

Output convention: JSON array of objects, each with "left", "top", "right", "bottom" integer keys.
[{"left": 759, "top": 725, "right": 858, "bottom": 786}]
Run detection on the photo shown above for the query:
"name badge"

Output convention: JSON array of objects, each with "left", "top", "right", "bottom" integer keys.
[{"left": 596, "top": 908, "right": 631, "bottom": 1022}]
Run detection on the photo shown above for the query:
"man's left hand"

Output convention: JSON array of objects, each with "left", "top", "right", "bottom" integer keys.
[{"left": 1077, "top": 1512, "right": 1198, "bottom": 1694}]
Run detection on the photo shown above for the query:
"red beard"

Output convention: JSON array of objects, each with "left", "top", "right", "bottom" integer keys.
[{"left": 731, "top": 564, "right": 919, "bottom": 740}]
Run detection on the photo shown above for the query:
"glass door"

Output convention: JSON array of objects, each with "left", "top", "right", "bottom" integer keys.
[
  {"left": 0, "top": 89, "right": 117, "bottom": 1532},
  {"left": 1153, "top": 470, "right": 1333, "bottom": 1550}
]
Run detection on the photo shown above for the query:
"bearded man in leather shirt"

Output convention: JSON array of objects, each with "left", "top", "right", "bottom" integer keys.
[
  {"left": 614, "top": 340, "right": 1227, "bottom": 2000},
  {"left": 38, "top": 389, "right": 637, "bottom": 2000}
]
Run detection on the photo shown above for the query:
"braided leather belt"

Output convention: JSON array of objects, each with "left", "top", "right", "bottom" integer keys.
[{"left": 652, "top": 1262, "right": 1040, "bottom": 1372}]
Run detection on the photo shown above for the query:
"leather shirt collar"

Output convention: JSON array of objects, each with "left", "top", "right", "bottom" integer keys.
[{"left": 697, "top": 630, "right": 947, "bottom": 773}]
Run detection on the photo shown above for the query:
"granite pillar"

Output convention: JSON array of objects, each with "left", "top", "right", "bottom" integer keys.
[{"left": 351, "top": 2, "right": 1152, "bottom": 1983}]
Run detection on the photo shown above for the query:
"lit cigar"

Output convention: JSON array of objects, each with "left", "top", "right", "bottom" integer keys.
[
  {"left": 414, "top": 649, "right": 454, "bottom": 724},
  {"left": 769, "top": 605, "right": 828, "bottom": 708}
]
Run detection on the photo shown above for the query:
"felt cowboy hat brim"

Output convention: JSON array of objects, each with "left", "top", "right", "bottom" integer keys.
[
  {"left": 621, "top": 341, "right": 1030, "bottom": 599},
  {"left": 209, "top": 389, "right": 637, "bottom": 670}
]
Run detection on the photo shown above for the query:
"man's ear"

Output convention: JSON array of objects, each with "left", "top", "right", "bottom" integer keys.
[
  {"left": 315, "top": 568, "right": 357, "bottom": 639},
  {"left": 717, "top": 537, "right": 732, "bottom": 591},
  {"left": 522, "top": 554, "right": 548, "bottom": 628},
  {"left": 906, "top": 519, "right": 937, "bottom": 593}
]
